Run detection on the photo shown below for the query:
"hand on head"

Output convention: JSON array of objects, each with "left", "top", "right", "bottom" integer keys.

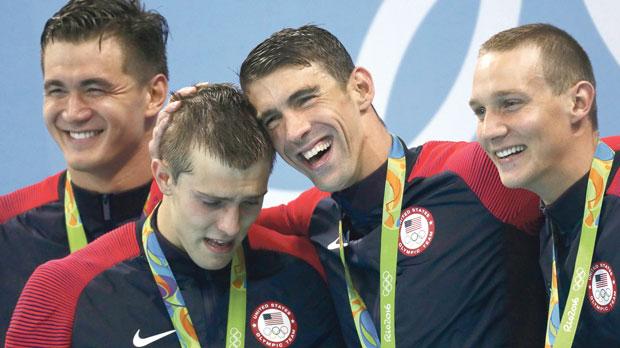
[{"left": 148, "top": 83, "right": 208, "bottom": 160}]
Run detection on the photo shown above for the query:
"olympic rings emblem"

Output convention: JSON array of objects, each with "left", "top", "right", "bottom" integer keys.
[
  {"left": 595, "top": 288, "right": 611, "bottom": 302},
  {"left": 572, "top": 267, "right": 586, "bottom": 291},
  {"left": 382, "top": 271, "right": 394, "bottom": 296},
  {"left": 263, "top": 325, "right": 290, "bottom": 339},
  {"left": 228, "top": 327, "right": 242, "bottom": 348}
]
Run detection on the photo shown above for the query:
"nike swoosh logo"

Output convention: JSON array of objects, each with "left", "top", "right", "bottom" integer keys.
[
  {"left": 327, "top": 237, "right": 349, "bottom": 250},
  {"left": 133, "top": 329, "right": 176, "bottom": 347}
]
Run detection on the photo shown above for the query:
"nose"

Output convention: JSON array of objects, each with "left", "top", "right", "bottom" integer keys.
[
  {"left": 477, "top": 110, "right": 508, "bottom": 143},
  {"left": 62, "top": 93, "right": 92, "bottom": 122},
  {"left": 283, "top": 111, "right": 311, "bottom": 144},
  {"left": 217, "top": 205, "right": 241, "bottom": 237}
]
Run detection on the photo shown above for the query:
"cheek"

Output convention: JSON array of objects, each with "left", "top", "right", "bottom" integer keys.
[
  {"left": 270, "top": 129, "right": 288, "bottom": 154},
  {"left": 43, "top": 102, "right": 57, "bottom": 126}
]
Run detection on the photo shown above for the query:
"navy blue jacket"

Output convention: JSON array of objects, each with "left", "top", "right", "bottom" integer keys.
[
  {"left": 0, "top": 171, "right": 160, "bottom": 344},
  {"left": 540, "top": 136, "right": 620, "bottom": 346},
  {"left": 258, "top": 140, "right": 546, "bottom": 347},
  {"left": 6, "top": 209, "right": 344, "bottom": 347}
]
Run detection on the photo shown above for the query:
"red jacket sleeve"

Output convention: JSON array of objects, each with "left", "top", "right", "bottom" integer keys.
[
  {"left": 0, "top": 172, "right": 62, "bottom": 224},
  {"left": 409, "top": 141, "right": 542, "bottom": 235},
  {"left": 5, "top": 223, "right": 139, "bottom": 348},
  {"left": 256, "top": 188, "right": 330, "bottom": 236}
]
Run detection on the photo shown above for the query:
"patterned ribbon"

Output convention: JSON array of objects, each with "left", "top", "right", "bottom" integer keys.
[
  {"left": 64, "top": 171, "right": 157, "bottom": 253},
  {"left": 142, "top": 211, "right": 247, "bottom": 348},
  {"left": 545, "top": 140, "right": 614, "bottom": 347},
  {"left": 338, "top": 135, "right": 406, "bottom": 348}
]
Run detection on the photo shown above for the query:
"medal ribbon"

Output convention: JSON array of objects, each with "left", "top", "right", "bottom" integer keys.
[
  {"left": 338, "top": 135, "right": 406, "bottom": 348},
  {"left": 545, "top": 140, "right": 614, "bottom": 347},
  {"left": 64, "top": 171, "right": 158, "bottom": 253},
  {"left": 142, "top": 212, "right": 247, "bottom": 348}
]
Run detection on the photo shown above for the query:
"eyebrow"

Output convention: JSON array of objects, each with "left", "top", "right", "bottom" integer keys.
[
  {"left": 43, "top": 78, "right": 113, "bottom": 90},
  {"left": 258, "top": 86, "right": 319, "bottom": 121},
  {"left": 43, "top": 80, "right": 64, "bottom": 90},
  {"left": 469, "top": 90, "right": 524, "bottom": 108},
  {"left": 194, "top": 190, "right": 267, "bottom": 201},
  {"left": 288, "top": 86, "right": 319, "bottom": 107},
  {"left": 80, "top": 78, "right": 113, "bottom": 89}
]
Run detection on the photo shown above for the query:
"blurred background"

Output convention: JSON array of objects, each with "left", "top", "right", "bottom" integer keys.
[{"left": 1, "top": 0, "right": 618, "bottom": 206}]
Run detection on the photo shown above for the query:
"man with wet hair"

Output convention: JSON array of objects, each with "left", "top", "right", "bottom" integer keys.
[
  {"left": 0, "top": 0, "right": 168, "bottom": 341},
  {"left": 471, "top": 23, "right": 620, "bottom": 346},
  {"left": 240, "top": 25, "right": 547, "bottom": 347},
  {"left": 7, "top": 84, "right": 343, "bottom": 347}
]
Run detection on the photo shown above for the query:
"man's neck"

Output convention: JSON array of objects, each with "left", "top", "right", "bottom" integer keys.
[
  {"left": 353, "top": 111, "right": 393, "bottom": 188},
  {"left": 67, "top": 140, "right": 153, "bottom": 193},
  {"left": 68, "top": 162, "right": 152, "bottom": 194},
  {"left": 540, "top": 136, "right": 599, "bottom": 205}
]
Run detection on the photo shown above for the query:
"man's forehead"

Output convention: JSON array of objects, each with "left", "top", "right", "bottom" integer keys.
[{"left": 246, "top": 64, "right": 332, "bottom": 104}]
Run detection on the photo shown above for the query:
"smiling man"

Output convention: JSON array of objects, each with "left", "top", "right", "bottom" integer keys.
[
  {"left": 241, "top": 25, "right": 547, "bottom": 347},
  {"left": 471, "top": 23, "right": 620, "bottom": 346},
  {"left": 0, "top": 0, "right": 167, "bottom": 342},
  {"left": 7, "top": 84, "right": 343, "bottom": 348}
]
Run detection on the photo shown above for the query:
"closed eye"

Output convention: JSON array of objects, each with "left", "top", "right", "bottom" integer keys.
[
  {"left": 45, "top": 88, "right": 66, "bottom": 97},
  {"left": 201, "top": 199, "right": 223, "bottom": 208},
  {"left": 501, "top": 98, "right": 522, "bottom": 111},
  {"left": 261, "top": 112, "right": 281, "bottom": 130}
]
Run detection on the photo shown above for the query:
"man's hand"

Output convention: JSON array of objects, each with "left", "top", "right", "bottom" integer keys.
[{"left": 149, "top": 84, "right": 208, "bottom": 160}]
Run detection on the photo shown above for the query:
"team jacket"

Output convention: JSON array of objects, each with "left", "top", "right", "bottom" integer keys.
[
  {"left": 257, "top": 140, "right": 547, "bottom": 347},
  {"left": 6, "top": 209, "right": 344, "bottom": 348},
  {"left": 0, "top": 171, "right": 161, "bottom": 344},
  {"left": 539, "top": 136, "right": 620, "bottom": 346}
]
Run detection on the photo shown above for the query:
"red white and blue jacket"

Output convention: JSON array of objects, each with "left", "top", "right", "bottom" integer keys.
[
  {"left": 257, "top": 139, "right": 546, "bottom": 347},
  {"left": 6, "top": 209, "right": 343, "bottom": 347},
  {"left": 0, "top": 171, "right": 161, "bottom": 344},
  {"left": 539, "top": 136, "right": 620, "bottom": 346}
]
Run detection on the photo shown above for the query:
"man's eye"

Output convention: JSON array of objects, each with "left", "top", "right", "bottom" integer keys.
[
  {"left": 262, "top": 115, "right": 280, "bottom": 130},
  {"left": 474, "top": 106, "right": 486, "bottom": 119},
  {"left": 202, "top": 200, "right": 222, "bottom": 208},
  {"left": 299, "top": 95, "right": 315, "bottom": 106},
  {"left": 45, "top": 89, "right": 66, "bottom": 97},
  {"left": 86, "top": 88, "right": 105, "bottom": 96},
  {"left": 242, "top": 200, "right": 260, "bottom": 207},
  {"left": 502, "top": 99, "right": 522, "bottom": 111}
]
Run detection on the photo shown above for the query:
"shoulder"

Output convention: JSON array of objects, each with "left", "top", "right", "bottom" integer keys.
[
  {"left": 0, "top": 171, "right": 63, "bottom": 224},
  {"left": 411, "top": 141, "right": 541, "bottom": 234},
  {"left": 603, "top": 136, "right": 620, "bottom": 197},
  {"left": 5, "top": 222, "right": 140, "bottom": 347},
  {"left": 408, "top": 141, "right": 479, "bottom": 179}
]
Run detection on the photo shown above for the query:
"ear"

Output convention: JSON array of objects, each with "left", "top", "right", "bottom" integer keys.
[
  {"left": 569, "top": 80, "right": 595, "bottom": 126},
  {"left": 151, "top": 158, "right": 174, "bottom": 196},
  {"left": 144, "top": 73, "right": 169, "bottom": 118},
  {"left": 348, "top": 67, "right": 375, "bottom": 113}
]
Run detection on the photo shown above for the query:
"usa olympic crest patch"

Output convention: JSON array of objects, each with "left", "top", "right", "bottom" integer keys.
[
  {"left": 398, "top": 206, "right": 435, "bottom": 256},
  {"left": 587, "top": 262, "right": 617, "bottom": 313},
  {"left": 251, "top": 301, "right": 297, "bottom": 347}
]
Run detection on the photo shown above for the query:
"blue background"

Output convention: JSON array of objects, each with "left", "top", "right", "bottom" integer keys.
[{"left": 1, "top": 0, "right": 618, "bottom": 206}]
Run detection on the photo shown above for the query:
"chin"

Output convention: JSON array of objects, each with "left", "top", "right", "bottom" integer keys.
[
  {"left": 498, "top": 173, "right": 526, "bottom": 190},
  {"left": 312, "top": 173, "right": 349, "bottom": 192}
]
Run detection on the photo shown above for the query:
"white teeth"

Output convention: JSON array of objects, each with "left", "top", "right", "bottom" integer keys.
[
  {"left": 69, "top": 130, "right": 99, "bottom": 139},
  {"left": 302, "top": 140, "right": 332, "bottom": 160},
  {"left": 495, "top": 145, "right": 526, "bottom": 159},
  {"left": 208, "top": 238, "right": 232, "bottom": 246}
]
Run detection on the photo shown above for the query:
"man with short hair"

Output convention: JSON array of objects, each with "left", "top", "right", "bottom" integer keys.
[
  {"left": 7, "top": 84, "right": 344, "bottom": 347},
  {"left": 0, "top": 0, "right": 168, "bottom": 340},
  {"left": 471, "top": 23, "right": 620, "bottom": 346},
  {"left": 242, "top": 25, "right": 547, "bottom": 347}
]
